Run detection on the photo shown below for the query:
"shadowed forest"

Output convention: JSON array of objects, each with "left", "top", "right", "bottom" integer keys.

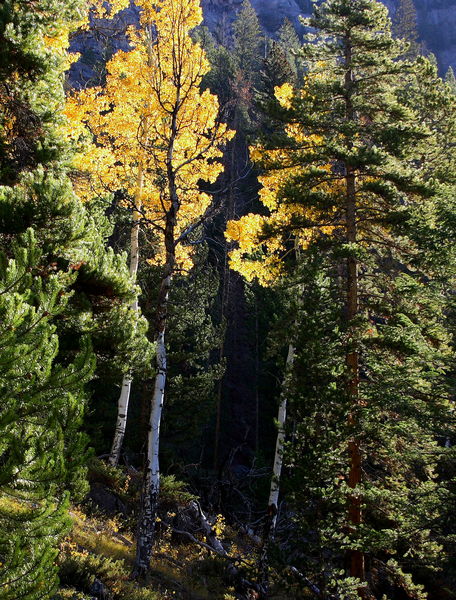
[{"left": 1, "top": 0, "right": 456, "bottom": 598}]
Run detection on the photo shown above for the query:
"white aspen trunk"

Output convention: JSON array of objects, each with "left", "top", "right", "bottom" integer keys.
[
  {"left": 268, "top": 342, "right": 295, "bottom": 533},
  {"left": 148, "top": 328, "right": 167, "bottom": 509},
  {"left": 109, "top": 170, "right": 143, "bottom": 467},
  {"left": 259, "top": 342, "right": 295, "bottom": 592},
  {"left": 134, "top": 81, "right": 177, "bottom": 578},
  {"left": 133, "top": 273, "right": 171, "bottom": 577},
  {"left": 109, "top": 377, "right": 133, "bottom": 466}
]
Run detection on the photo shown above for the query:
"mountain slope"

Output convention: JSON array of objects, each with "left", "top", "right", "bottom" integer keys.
[{"left": 202, "top": 0, "right": 455, "bottom": 74}]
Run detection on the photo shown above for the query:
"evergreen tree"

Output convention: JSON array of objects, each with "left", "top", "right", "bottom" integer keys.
[
  {"left": 233, "top": 0, "right": 263, "bottom": 81},
  {"left": 231, "top": 0, "right": 264, "bottom": 131},
  {"left": 261, "top": 41, "right": 295, "bottom": 98},
  {"left": 445, "top": 66, "right": 456, "bottom": 94},
  {"left": 392, "top": 0, "right": 421, "bottom": 59},
  {"left": 401, "top": 57, "right": 456, "bottom": 185},
  {"left": 277, "top": 18, "right": 303, "bottom": 83},
  {"left": 0, "top": 1, "right": 147, "bottom": 596},
  {"left": 0, "top": 231, "right": 93, "bottom": 600},
  {"left": 197, "top": 26, "right": 237, "bottom": 109},
  {"left": 257, "top": 39, "right": 298, "bottom": 140},
  {"left": 227, "top": 0, "right": 456, "bottom": 596}
]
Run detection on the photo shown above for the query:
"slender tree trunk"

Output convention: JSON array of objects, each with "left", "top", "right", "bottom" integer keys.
[
  {"left": 133, "top": 325, "right": 168, "bottom": 575},
  {"left": 213, "top": 252, "right": 230, "bottom": 470},
  {"left": 344, "top": 33, "right": 365, "bottom": 586},
  {"left": 346, "top": 165, "right": 364, "bottom": 583},
  {"left": 133, "top": 105, "right": 178, "bottom": 577},
  {"left": 254, "top": 296, "right": 260, "bottom": 454},
  {"left": 109, "top": 378, "right": 133, "bottom": 466},
  {"left": 259, "top": 342, "right": 295, "bottom": 594},
  {"left": 133, "top": 261, "right": 173, "bottom": 577},
  {"left": 109, "top": 169, "right": 144, "bottom": 466},
  {"left": 214, "top": 132, "right": 237, "bottom": 470},
  {"left": 268, "top": 342, "right": 294, "bottom": 529},
  {"left": 133, "top": 258, "right": 173, "bottom": 571}
]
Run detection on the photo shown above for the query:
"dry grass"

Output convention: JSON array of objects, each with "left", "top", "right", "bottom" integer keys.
[{"left": 57, "top": 506, "right": 234, "bottom": 600}]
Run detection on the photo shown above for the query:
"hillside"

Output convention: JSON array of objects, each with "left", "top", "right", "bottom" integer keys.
[{"left": 201, "top": 0, "right": 456, "bottom": 73}]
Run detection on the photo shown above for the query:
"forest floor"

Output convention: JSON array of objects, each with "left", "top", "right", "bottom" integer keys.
[
  {"left": 53, "top": 459, "right": 296, "bottom": 600},
  {"left": 55, "top": 506, "right": 228, "bottom": 599}
]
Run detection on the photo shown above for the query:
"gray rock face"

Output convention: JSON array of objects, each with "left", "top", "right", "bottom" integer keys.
[
  {"left": 70, "top": 0, "right": 455, "bottom": 84},
  {"left": 201, "top": 0, "right": 306, "bottom": 32},
  {"left": 69, "top": 7, "right": 139, "bottom": 86},
  {"left": 201, "top": 0, "right": 456, "bottom": 74},
  {"left": 415, "top": 0, "right": 456, "bottom": 73}
]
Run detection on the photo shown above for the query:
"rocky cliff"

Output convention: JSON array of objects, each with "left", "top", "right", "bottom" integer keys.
[
  {"left": 70, "top": 1, "right": 455, "bottom": 85},
  {"left": 201, "top": 0, "right": 455, "bottom": 74},
  {"left": 415, "top": 0, "right": 456, "bottom": 73}
]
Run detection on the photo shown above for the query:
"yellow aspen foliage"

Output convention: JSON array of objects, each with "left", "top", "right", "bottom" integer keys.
[
  {"left": 90, "top": 0, "right": 131, "bottom": 19},
  {"left": 69, "top": 0, "right": 131, "bottom": 31},
  {"left": 226, "top": 83, "right": 335, "bottom": 286},
  {"left": 65, "top": 0, "right": 233, "bottom": 270},
  {"left": 273, "top": 82, "right": 294, "bottom": 109},
  {"left": 42, "top": 0, "right": 129, "bottom": 67}
]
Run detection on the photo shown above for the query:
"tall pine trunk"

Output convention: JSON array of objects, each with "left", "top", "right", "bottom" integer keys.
[
  {"left": 344, "top": 33, "right": 365, "bottom": 585},
  {"left": 213, "top": 132, "right": 237, "bottom": 470},
  {"left": 109, "top": 169, "right": 144, "bottom": 466},
  {"left": 346, "top": 164, "right": 364, "bottom": 583}
]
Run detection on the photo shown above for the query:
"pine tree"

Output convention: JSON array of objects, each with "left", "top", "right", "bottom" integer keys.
[
  {"left": 0, "top": 1, "right": 147, "bottom": 596},
  {"left": 401, "top": 57, "right": 456, "bottom": 184},
  {"left": 0, "top": 5, "right": 85, "bottom": 597},
  {"left": 197, "top": 27, "right": 237, "bottom": 109},
  {"left": 227, "top": 0, "right": 456, "bottom": 596},
  {"left": 392, "top": 0, "right": 421, "bottom": 59},
  {"left": 230, "top": 0, "right": 264, "bottom": 133},
  {"left": 277, "top": 18, "right": 303, "bottom": 83},
  {"left": 445, "top": 66, "right": 456, "bottom": 94},
  {"left": 0, "top": 231, "right": 94, "bottom": 600},
  {"left": 261, "top": 41, "right": 295, "bottom": 98},
  {"left": 233, "top": 0, "right": 263, "bottom": 80}
]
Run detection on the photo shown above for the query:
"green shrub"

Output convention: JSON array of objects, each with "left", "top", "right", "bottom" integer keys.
[
  {"left": 160, "top": 475, "right": 196, "bottom": 506},
  {"left": 59, "top": 550, "right": 125, "bottom": 591}
]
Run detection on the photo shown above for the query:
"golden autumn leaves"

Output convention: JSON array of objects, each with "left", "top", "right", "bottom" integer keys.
[
  {"left": 61, "top": 0, "right": 331, "bottom": 284},
  {"left": 55, "top": 0, "right": 332, "bottom": 286},
  {"left": 65, "top": 0, "right": 233, "bottom": 270},
  {"left": 226, "top": 81, "right": 335, "bottom": 285}
]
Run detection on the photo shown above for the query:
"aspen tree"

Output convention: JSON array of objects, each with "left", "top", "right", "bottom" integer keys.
[{"left": 66, "top": 0, "right": 232, "bottom": 576}]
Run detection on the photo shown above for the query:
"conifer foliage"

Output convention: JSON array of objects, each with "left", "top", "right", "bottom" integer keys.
[
  {"left": 0, "top": 1, "right": 146, "bottom": 597},
  {"left": 233, "top": 0, "right": 263, "bottom": 79},
  {"left": 392, "top": 0, "right": 421, "bottom": 58},
  {"left": 0, "top": 230, "right": 92, "bottom": 600},
  {"left": 228, "top": 0, "right": 456, "bottom": 596}
]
